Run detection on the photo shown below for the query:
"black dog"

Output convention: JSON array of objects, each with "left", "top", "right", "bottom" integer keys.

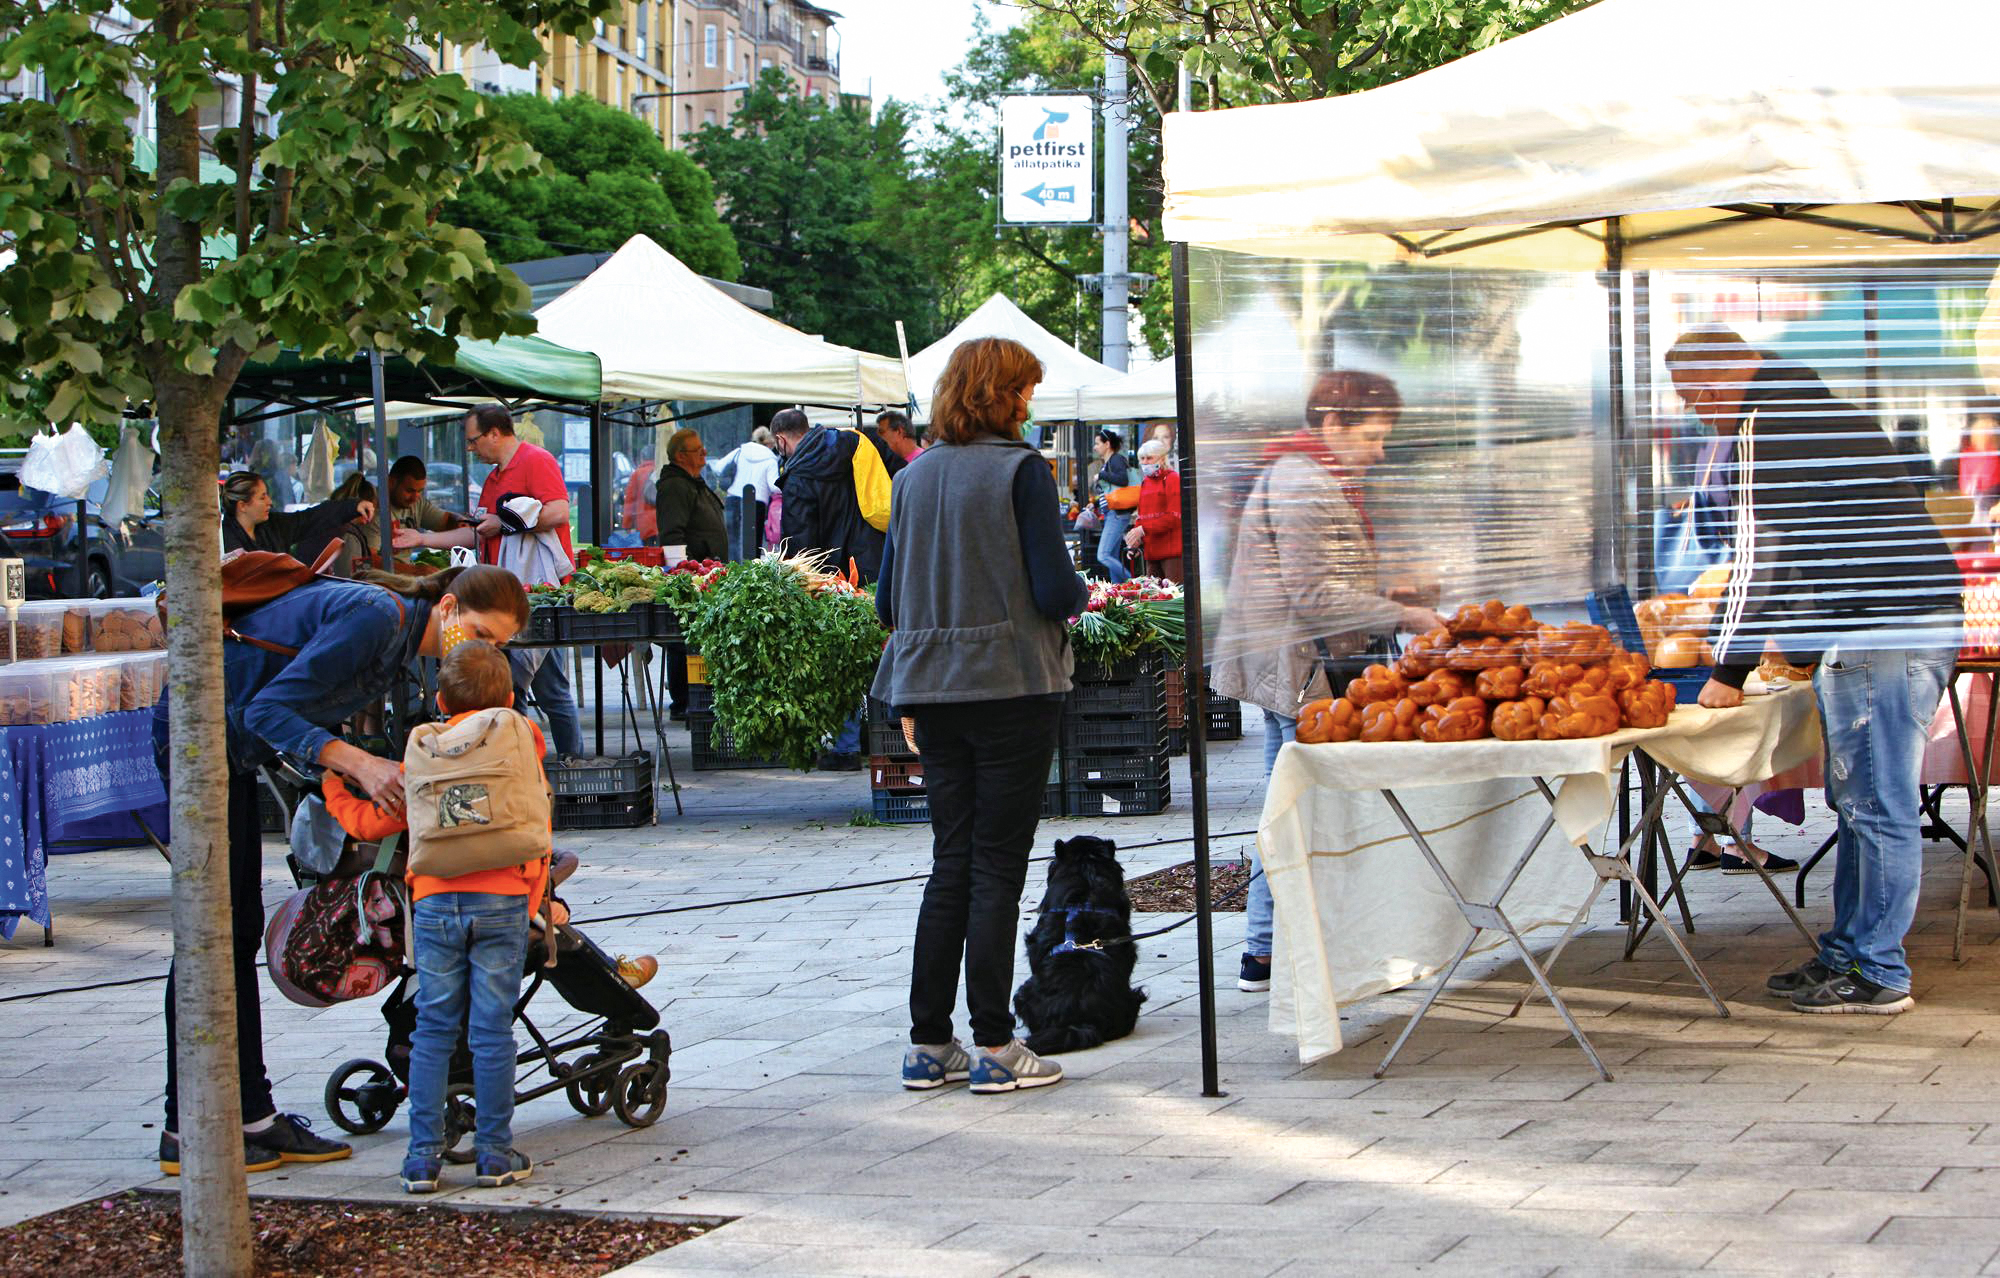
[{"left": 1013, "top": 836, "right": 1147, "bottom": 1055}]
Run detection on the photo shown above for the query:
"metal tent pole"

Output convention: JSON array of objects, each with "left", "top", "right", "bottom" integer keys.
[
  {"left": 1172, "top": 241, "right": 1223, "bottom": 1099},
  {"left": 369, "top": 350, "right": 406, "bottom": 738}
]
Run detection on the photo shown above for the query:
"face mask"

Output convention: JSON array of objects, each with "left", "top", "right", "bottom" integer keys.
[
  {"left": 440, "top": 605, "right": 470, "bottom": 658},
  {"left": 1142, "top": 463, "right": 1162, "bottom": 478}
]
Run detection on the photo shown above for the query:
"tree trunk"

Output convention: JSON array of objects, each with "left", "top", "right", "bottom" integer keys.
[{"left": 154, "top": 51, "right": 254, "bottom": 1275}]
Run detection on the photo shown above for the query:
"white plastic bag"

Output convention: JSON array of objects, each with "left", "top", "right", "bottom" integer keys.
[
  {"left": 100, "top": 426, "right": 157, "bottom": 525},
  {"left": 20, "top": 424, "right": 109, "bottom": 499}
]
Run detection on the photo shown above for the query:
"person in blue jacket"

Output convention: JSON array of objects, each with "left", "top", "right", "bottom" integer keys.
[{"left": 152, "top": 563, "right": 530, "bottom": 1177}]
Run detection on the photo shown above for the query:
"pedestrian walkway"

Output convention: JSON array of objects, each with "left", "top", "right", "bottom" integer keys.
[{"left": 7, "top": 729, "right": 2000, "bottom": 1277}]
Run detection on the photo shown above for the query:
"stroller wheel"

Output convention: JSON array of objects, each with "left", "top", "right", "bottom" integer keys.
[
  {"left": 325, "top": 1059, "right": 401, "bottom": 1135},
  {"left": 611, "top": 1061, "right": 667, "bottom": 1129},
  {"left": 442, "top": 1086, "right": 477, "bottom": 1164},
  {"left": 564, "top": 1052, "right": 617, "bottom": 1117}
]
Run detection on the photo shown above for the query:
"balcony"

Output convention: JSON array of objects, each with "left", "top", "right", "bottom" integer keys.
[
  {"left": 687, "top": 0, "right": 740, "bottom": 14},
  {"left": 804, "top": 52, "right": 837, "bottom": 75}
]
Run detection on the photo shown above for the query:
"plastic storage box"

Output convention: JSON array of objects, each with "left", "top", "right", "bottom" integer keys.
[
  {"left": 3, "top": 601, "right": 70, "bottom": 662},
  {"left": 71, "top": 598, "right": 165, "bottom": 652},
  {"left": 117, "top": 650, "right": 168, "bottom": 711}
]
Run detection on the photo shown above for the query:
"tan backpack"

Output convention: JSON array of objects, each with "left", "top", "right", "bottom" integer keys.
[{"left": 403, "top": 707, "right": 552, "bottom": 879}]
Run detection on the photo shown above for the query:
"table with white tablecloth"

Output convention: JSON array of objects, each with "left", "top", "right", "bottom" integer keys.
[{"left": 1258, "top": 687, "right": 1822, "bottom": 1075}]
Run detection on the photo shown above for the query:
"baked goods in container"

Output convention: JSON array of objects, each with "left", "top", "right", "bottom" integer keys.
[
  {"left": 1420, "top": 696, "right": 1490, "bottom": 743},
  {"left": 1359, "top": 698, "right": 1420, "bottom": 742},
  {"left": 1619, "top": 679, "right": 1676, "bottom": 729},
  {"left": 1523, "top": 660, "right": 1586, "bottom": 699},
  {"left": 1344, "top": 664, "right": 1408, "bottom": 706},
  {"left": 1605, "top": 649, "right": 1651, "bottom": 692},
  {"left": 86, "top": 600, "right": 166, "bottom": 651},
  {"left": 1445, "top": 636, "right": 1527, "bottom": 671},
  {"left": 1446, "top": 600, "right": 1538, "bottom": 636},
  {"left": 1475, "top": 665, "right": 1525, "bottom": 700},
  {"left": 120, "top": 651, "right": 168, "bottom": 711},
  {"left": 1396, "top": 629, "right": 1454, "bottom": 679},
  {"left": 1491, "top": 696, "right": 1548, "bottom": 741},
  {"left": 1653, "top": 634, "right": 1705, "bottom": 669},
  {"left": 5, "top": 602, "right": 68, "bottom": 662},
  {"left": 1690, "top": 565, "right": 1733, "bottom": 602},
  {"left": 1537, "top": 692, "right": 1622, "bottom": 740},
  {"left": 1409, "top": 670, "right": 1471, "bottom": 706},
  {"left": 1524, "top": 622, "right": 1617, "bottom": 664},
  {"left": 63, "top": 608, "right": 87, "bottom": 654}
]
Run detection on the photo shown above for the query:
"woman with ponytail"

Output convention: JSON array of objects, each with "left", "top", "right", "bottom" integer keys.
[{"left": 150, "top": 562, "right": 528, "bottom": 1179}]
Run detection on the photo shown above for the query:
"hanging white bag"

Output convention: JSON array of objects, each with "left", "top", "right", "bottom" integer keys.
[{"left": 20, "top": 424, "right": 110, "bottom": 499}]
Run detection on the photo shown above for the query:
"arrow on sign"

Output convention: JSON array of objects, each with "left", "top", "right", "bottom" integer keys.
[{"left": 1021, "top": 183, "right": 1077, "bottom": 207}]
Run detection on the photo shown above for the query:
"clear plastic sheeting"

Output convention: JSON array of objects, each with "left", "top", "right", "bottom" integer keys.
[
  {"left": 1195, "top": 251, "right": 1610, "bottom": 714},
  {"left": 1192, "top": 245, "right": 2000, "bottom": 717}
]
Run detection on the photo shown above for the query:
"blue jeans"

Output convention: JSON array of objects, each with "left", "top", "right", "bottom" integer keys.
[
  {"left": 513, "top": 648, "right": 583, "bottom": 757},
  {"left": 1813, "top": 647, "right": 1953, "bottom": 993},
  {"left": 407, "top": 892, "right": 530, "bottom": 1163},
  {"left": 1096, "top": 510, "right": 1133, "bottom": 582},
  {"left": 833, "top": 708, "right": 862, "bottom": 756},
  {"left": 1245, "top": 708, "right": 1296, "bottom": 957}
]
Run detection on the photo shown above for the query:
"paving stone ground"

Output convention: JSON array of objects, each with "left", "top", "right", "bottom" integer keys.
[{"left": 7, "top": 715, "right": 2000, "bottom": 1277}]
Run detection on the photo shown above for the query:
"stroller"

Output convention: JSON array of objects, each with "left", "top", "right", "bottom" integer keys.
[{"left": 268, "top": 760, "right": 672, "bottom": 1161}]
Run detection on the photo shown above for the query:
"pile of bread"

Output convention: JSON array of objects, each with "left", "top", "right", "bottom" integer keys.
[
  {"left": 1636, "top": 566, "right": 1727, "bottom": 668},
  {"left": 1296, "top": 599, "right": 1678, "bottom": 744}
]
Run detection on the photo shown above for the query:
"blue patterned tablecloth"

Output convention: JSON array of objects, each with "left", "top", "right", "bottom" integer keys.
[{"left": 0, "top": 709, "right": 167, "bottom": 940}]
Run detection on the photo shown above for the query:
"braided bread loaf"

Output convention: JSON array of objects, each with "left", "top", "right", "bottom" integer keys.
[
  {"left": 1296, "top": 697, "right": 1363, "bottom": 744},
  {"left": 1409, "top": 670, "right": 1471, "bottom": 706},
  {"left": 1490, "top": 696, "right": 1548, "bottom": 741},
  {"left": 1419, "top": 695, "right": 1490, "bottom": 743},
  {"left": 1537, "top": 692, "right": 1622, "bottom": 740},
  {"left": 1618, "top": 679, "right": 1677, "bottom": 729},
  {"left": 1475, "top": 665, "right": 1525, "bottom": 700},
  {"left": 1359, "top": 698, "right": 1421, "bottom": 743},
  {"left": 1397, "top": 628, "right": 1455, "bottom": 679}
]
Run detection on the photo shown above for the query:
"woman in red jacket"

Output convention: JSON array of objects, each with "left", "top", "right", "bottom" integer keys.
[{"left": 1124, "top": 438, "right": 1183, "bottom": 583}]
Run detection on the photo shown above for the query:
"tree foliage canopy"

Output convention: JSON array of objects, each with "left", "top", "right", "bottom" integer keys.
[{"left": 443, "top": 93, "right": 740, "bottom": 279}]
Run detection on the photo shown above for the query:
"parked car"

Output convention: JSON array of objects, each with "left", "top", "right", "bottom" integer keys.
[{"left": 0, "top": 461, "right": 164, "bottom": 599}]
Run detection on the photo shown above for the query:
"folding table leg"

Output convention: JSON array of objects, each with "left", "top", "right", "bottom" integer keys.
[
  {"left": 1373, "top": 789, "right": 1612, "bottom": 1082},
  {"left": 1519, "top": 777, "right": 1728, "bottom": 1020},
  {"left": 1949, "top": 673, "right": 2000, "bottom": 961},
  {"left": 1662, "top": 773, "right": 1817, "bottom": 947}
]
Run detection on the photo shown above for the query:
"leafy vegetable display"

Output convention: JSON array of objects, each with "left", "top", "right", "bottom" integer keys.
[
  {"left": 1070, "top": 578, "right": 1186, "bottom": 672},
  {"left": 679, "top": 551, "right": 886, "bottom": 771}
]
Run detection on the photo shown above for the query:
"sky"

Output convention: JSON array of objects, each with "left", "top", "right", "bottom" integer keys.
[{"left": 833, "top": 0, "right": 1020, "bottom": 112}]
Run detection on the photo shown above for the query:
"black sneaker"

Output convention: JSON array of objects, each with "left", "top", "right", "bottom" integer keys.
[
  {"left": 1722, "top": 851, "right": 1799, "bottom": 875},
  {"left": 158, "top": 1131, "right": 282, "bottom": 1176},
  {"left": 1687, "top": 847, "right": 1723, "bottom": 871},
  {"left": 1238, "top": 953, "right": 1271, "bottom": 993},
  {"left": 1766, "top": 957, "right": 1839, "bottom": 999},
  {"left": 252, "top": 1113, "right": 353, "bottom": 1164},
  {"left": 1792, "top": 970, "right": 1914, "bottom": 1015}
]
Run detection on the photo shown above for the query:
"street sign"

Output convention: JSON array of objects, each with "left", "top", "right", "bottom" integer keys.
[{"left": 999, "top": 93, "right": 1095, "bottom": 226}]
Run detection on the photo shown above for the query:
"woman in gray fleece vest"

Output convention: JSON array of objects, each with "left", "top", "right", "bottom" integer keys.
[{"left": 872, "top": 337, "right": 1089, "bottom": 1095}]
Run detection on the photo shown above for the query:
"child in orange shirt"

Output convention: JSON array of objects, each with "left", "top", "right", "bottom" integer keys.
[{"left": 323, "top": 641, "right": 548, "bottom": 1195}]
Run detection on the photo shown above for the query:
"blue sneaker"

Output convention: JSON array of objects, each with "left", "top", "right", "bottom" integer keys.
[
  {"left": 969, "top": 1039, "right": 1063, "bottom": 1094},
  {"left": 901, "top": 1040, "right": 971, "bottom": 1090},
  {"left": 400, "top": 1156, "right": 441, "bottom": 1194},
  {"left": 474, "top": 1149, "right": 533, "bottom": 1188}
]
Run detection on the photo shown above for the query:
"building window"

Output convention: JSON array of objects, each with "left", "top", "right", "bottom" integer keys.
[
  {"left": 760, "top": 58, "right": 770, "bottom": 72},
  {"left": 635, "top": 2, "right": 647, "bottom": 52},
  {"left": 684, "top": 20, "right": 694, "bottom": 70},
  {"left": 703, "top": 108, "right": 716, "bottom": 127},
  {"left": 724, "top": 28, "right": 734, "bottom": 69},
  {"left": 684, "top": 102, "right": 694, "bottom": 134},
  {"left": 703, "top": 24, "right": 716, "bottom": 67}
]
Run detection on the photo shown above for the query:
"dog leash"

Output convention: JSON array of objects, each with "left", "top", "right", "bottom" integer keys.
[{"left": 1037, "top": 868, "right": 1263, "bottom": 954}]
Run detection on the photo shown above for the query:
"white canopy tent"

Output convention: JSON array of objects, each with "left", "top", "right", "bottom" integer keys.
[
  {"left": 904, "top": 293, "right": 1120, "bottom": 423},
  {"left": 1162, "top": 0, "right": 2000, "bottom": 265},
  {"left": 1073, "top": 358, "right": 1175, "bottom": 423},
  {"left": 1157, "top": 0, "right": 2000, "bottom": 1097},
  {"left": 535, "top": 233, "right": 908, "bottom": 406}
]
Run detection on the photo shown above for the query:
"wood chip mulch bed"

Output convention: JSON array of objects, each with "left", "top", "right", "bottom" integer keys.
[
  {"left": 1125, "top": 858, "right": 1251, "bottom": 913},
  {"left": 0, "top": 1191, "right": 711, "bottom": 1277}
]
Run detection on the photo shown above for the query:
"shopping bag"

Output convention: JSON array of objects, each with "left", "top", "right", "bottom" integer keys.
[
  {"left": 100, "top": 426, "right": 157, "bottom": 525},
  {"left": 1652, "top": 492, "right": 1731, "bottom": 596},
  {"left": 20, "top": 424, "right": 109, "bottom": 499}
]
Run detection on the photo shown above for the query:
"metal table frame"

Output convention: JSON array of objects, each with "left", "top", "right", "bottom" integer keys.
[
  {"left": 506, "top": 634, "right": 683, "bottom": 819},
  {"left": 1372, "top": 765, "right": 1728, "bottom": 1084}
]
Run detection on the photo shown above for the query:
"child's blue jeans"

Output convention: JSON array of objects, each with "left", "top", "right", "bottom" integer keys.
[{"left": 406, "top": 892, "right": 529, "bottom": 1163}]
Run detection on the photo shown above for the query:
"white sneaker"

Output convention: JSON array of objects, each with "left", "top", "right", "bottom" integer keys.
[
  {"left": 969, "top": 1039, "right": 1063, "bottom": 1093},
  {"left": 901, "top": 1040, "right": 971, "bottom": 1090}
]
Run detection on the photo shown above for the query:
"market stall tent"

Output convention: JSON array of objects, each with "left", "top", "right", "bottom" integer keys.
[
  {"left": 1073, "top": 359, "right": 1175, "bottom": 423},
  {"left": 1157, "top": 0, "right": 2000, "bottom": 1096},
  {"left": 533, "top": 233, "right": 908, "bottom": 407},
  {"left": 905, "top": 293, "right": 1121, "bottom": 423}
]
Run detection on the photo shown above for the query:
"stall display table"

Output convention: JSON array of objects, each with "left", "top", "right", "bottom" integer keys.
[
  {"left": 0, "top": 708, "right": 168, "bottom": 945},
  {"left": 508, "top": 626, "right": 683, "bottom": 820},
  {"left": 1259, "top": 693, "right": 1819, "bottom": 1079}
]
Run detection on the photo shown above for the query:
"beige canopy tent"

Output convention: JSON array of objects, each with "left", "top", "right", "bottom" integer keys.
[
  {"left": 1157, "top": 0, "right": 2000, "bottom": 1097},
  {"left": 904, "top": 293, "right": 1120, "bottom": 423},
  {"left": 1073, "top": 359, "right": 1175, "bottom": 423},
  {"left": 535, "top": 233, "right": 908, "bottom": 406}
]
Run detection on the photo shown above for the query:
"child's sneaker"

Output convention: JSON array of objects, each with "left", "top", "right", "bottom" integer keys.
[
  {"left": 474, "top": 1149, "right": 533, "bottom": 1188},
  {"left": 616, "top": 955, "right": 659, "bottom": 989},
  {"left": 901, "top": 1040, "right": 971, "bottom": 1090},
  {"left": 969, "top": 1040, "right": 1063, "bottom": 1094},
  {"left": 400, "top": 1156, "right": 442, "bottom": 1194}
]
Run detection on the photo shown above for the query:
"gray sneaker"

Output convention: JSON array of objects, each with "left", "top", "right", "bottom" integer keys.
[
  {"left": 969, "top": 1039, "right": 1063, "bottom": 1094},
  {"left": 901, "top": 1040, "right": 972, "bottom": 1090}
]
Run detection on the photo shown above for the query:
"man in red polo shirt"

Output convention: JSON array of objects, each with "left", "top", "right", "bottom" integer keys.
[{"left": 396, "top": 404, "right": 581, "bottom": 755}]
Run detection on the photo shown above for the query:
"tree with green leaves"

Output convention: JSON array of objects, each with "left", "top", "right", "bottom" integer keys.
[
  {"left": 0, "top": 0, "right": 611, "bottom": 1270},
  {"left": 687, "top": 70, "right": 930, "bottom": 355},
  {"left": 1023, "top": 0, "right": 1593, "bottom": 113},
  {"left": 444, "top": 92, "right": 740, "bottom": 278}
]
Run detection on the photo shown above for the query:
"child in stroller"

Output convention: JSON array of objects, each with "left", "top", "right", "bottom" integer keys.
[{"left": 268, "top": 764, "right": 671, "bottom": 1166}]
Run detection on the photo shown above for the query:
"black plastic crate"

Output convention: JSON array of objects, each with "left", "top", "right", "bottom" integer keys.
[
  {"left": 1073, "top": 652, "right": 1167, "bottom": 685},
  {"left": 1063, "top": 750, "right": 1170, "bottom": 787},
  {"left": 1063, "top": 712, "right": 1170, "bottom": 754},
  {"left": 553, "top": 789, "right": 654, "bottom": 830},
  {"left": 649, "top": 604, "right": 684, "bottom": 643},
  {"left": 556, "top": 607, "right": 651, "bottom": 644},
  {"left": 1205, "top": 698, "right": 1244, "bottom": 741},
  {"left": 524, "top": 605, "right": 564, "bottom": 644},
  {"left": 546, "top": 751, "right": 651, "bottom": 797},
  {"left": 688, "top": 712, "right": 778, "bottom": 770},
  {"left": 866, "top": 698, "right": 917, "bottom": 759},
  {"left": 1069, "top": 677, "right": 1168, "bottom": 719},
  {"left": 873, "top": 784, "right": 1063, "bottom": 825},
  {"left": 1065, "top": 775, "right": 1170, "bottom": 817},
  {"left": 686, "top": 683, "right": 714, "bottom": 715}
]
